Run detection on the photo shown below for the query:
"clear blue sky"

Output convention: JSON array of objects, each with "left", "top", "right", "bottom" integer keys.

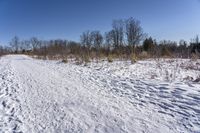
[{"left": 0, "top": 0, "right": 200, "bottom": 45}]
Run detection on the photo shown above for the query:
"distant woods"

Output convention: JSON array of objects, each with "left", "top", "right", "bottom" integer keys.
[{"left": 0, "top": 17, "right": 200, "bottom": 63}]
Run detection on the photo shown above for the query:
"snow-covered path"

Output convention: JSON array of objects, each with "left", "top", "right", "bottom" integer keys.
[{"left": 0, "top": 55, "right": 200, "bottom": 133}]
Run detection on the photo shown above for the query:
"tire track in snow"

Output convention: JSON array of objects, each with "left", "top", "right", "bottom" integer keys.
[
  {"left": 8, "top": 55, "right": 163, "bottom": 133},
  {"left": 10, "top": 56, "right": 130, "bottom": 132}
]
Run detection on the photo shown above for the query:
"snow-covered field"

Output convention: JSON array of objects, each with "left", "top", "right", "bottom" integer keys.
[{"left": 0, "top": 55, "right": 200, "bottom": 133}]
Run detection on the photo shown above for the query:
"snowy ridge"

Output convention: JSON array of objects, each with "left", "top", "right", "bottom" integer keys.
[{"left": 0, "top": 55, "right": 200, "bottom": 133}]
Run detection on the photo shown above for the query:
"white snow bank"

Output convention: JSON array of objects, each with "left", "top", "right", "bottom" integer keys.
[{"left": 0, "top": 55, "right": 199, "bottom": 133}]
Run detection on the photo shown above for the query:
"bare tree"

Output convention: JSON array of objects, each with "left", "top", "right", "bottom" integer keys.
[
  {"left": 191, "top": 35, "right": 200, "bottom": 58},
  {"left": 19, "top": 40, "right": 31, "bottom": 52},
  {"left": 80, "top": 31, "right": 93, "bottom": 61},
  {"left": 30, "top": 37, "right": 40, "bottom": 51},
  {"left": 10, "top": 36, "right": 20, "bottom": 53},
  {"left": 105, "top": 31, "right": 114, "bottom": 55},
  {"left": 112, "top": 19, "right": 124, "bottom": 50},
  {"left": 125, "top": 17, "right": 144, "bottom": 62},
  {"left": 0, "top": 45, "right": 4, "bottom": 56},
  {"left": 91, "top": 31, "right": 103, "bottom": 59},
  {"left": 80, "top": 31, "right": 93, "bottom": 48},
  {"left": 179, "top": 40, "right": 187, "bottom": 58},
  {"left": 39, "top": 40, "right": 48, "bottom": 59},
  {"left": 25, "top": 40, "right": 31, "bottom": 50}
]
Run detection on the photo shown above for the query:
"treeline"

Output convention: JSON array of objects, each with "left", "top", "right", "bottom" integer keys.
[
  {"left": 1, "top": 17, "right": 200, "bottom": 63},
  {"left": 0, "top": 46, "right": 10, "bottom": 56}
]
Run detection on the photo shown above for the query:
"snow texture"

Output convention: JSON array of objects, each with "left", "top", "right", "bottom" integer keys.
[{"left": 0, "top": 55, "right": 200, "bottom": 133}]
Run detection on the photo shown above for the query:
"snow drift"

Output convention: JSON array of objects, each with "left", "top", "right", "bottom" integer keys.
[{"left": 0, "top": 55, "right": 200, "bottom": 133}]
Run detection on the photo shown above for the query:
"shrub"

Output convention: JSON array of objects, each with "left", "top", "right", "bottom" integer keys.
[
  {"left": 191, "top": 53, "right": 198, "bottom": 61},
  {"left": 61, "top": 59, "right": 68, "bottom": 63},
  {"left": 82, "top": 54, "right": 90, "bottom": 64},
  {"left": 131, "top": 54, "right": 137, "bottom": 64},
  {"left": 138, "top": 51, "right": 148, "bottom": 59},
  {"left": 75, "top": 57, "right": 83, "bottom": 65},
  {"left": 107, "top": 54, "right": 113, "bottom": 63},
  {"left": 161, "top": 47, "right": 171, "bottom": 57}
]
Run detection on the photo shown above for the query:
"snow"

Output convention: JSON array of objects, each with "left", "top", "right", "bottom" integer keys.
[{"left": 0, "top": 55, "right": 200, "bottom": 133}]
